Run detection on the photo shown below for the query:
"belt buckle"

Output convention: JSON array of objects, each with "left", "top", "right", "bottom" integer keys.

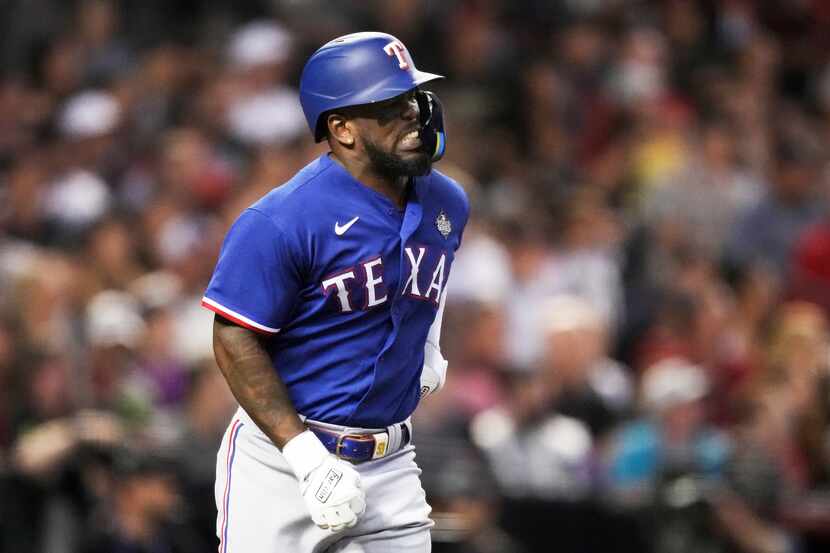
[
  {"left": 334, "top": 433, "right": 349, "bottom": 458},
  {"left": 334, "top": 433, "right": 365, "bottom": 460},
  {"left": 334, "top": 432, "right": 376, "bottom": 463}
]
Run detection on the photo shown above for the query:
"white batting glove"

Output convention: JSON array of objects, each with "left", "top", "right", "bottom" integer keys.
[
  {"left": 281, "top": 430, "right": 366, "bottom": 532},
  {"left": 420, "top": 340, "right": 448, "bottom": 398}
]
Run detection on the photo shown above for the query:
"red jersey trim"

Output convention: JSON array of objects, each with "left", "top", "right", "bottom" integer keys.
[{"left": 201, "top": 296, "right": 280, "bottom": 335}]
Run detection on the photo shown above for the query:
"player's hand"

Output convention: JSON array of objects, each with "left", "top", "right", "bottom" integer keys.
[
  {"left": 300, "top": 455, "right": 366, "bottom": 531},
  {"left": 281, "top": 430, "right": 366, "bottom": 532},
  {"left": 420, "top": 340, "right": 448, "bottom": 397}
]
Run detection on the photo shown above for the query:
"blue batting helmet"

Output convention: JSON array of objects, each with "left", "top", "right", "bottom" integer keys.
[{"left": 299, "top": 32, "right": 444, "bottom": 142}]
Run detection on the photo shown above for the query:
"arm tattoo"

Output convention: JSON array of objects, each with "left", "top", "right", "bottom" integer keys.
[{"left": 212, "top": 316, "right": 305, "bottom": 448}]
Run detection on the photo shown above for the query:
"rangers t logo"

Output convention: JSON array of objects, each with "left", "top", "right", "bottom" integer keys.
[{"left": 383, "top": 41, "right": 409, "bottom": 69}]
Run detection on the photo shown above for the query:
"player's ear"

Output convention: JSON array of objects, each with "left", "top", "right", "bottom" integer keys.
[{"left": 327, "top": 113, "right": 355, "bottom": 147}]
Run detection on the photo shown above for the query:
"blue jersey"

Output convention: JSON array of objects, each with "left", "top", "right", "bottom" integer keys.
[{"left": 203, "top": 153, "right": 469, "bottom": 428}]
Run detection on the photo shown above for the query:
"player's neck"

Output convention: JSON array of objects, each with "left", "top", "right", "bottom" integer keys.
[
  {"left": 331, "top": 152, "right": 408, "bottom": 209},
  {"left": 365, "top": 175, "right": 409, "bottom": 210}
]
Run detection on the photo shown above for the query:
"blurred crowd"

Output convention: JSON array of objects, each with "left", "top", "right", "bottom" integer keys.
[{"left": 2, "top": 0, "right": 830, "bottom": 552}]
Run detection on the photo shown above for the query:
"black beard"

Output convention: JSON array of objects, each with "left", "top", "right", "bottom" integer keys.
[{"left": 364, "top": 138, "right": 431, "bottom": 180}]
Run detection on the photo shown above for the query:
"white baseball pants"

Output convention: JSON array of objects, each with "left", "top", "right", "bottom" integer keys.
[{"left": 215, "top": 407, "right": 433, "bottom": 553}]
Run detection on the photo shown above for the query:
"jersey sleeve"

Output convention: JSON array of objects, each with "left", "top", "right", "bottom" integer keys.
[{"left": 202, "top": 208, "right": 302, "bottom": 335}]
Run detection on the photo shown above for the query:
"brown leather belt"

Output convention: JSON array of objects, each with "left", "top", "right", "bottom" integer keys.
[{"left": 306, "top": 421, "right": 412, "bottom": 463}]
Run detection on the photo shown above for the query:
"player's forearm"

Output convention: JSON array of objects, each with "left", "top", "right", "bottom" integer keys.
[{"left": 212, "top": 317, "right": 305, "bottom": 449}]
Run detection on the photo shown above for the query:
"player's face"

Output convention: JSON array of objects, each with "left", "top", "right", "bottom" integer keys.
[{"left": 347, "top": 90, "right": 431, "bottom": 178}]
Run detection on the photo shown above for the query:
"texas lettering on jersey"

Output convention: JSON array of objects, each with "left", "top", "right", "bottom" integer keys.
[{"left": 322, "top": 247, "right": 446, "bottom": 313}]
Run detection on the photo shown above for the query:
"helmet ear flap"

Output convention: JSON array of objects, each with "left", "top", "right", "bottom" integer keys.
[{"left": 417, "top": 90, "right": 446, "bottom": 162}]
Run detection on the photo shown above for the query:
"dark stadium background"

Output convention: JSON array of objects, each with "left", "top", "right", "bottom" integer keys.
[{"left": 1, "top": 1, "right": 830, "bottom": 552}]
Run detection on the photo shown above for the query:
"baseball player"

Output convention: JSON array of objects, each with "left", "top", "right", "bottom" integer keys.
[{"left": 202, "top": 32, "right": 468, "bottom": 552}]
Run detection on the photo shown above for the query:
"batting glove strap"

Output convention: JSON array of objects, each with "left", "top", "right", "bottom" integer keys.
[{"left": 281, "top": 430, "right": 330, "bottom": 482}]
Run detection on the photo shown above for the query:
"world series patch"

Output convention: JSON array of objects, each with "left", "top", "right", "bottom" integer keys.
[{"left": 436, "top": 210, "right": 451, "bottom": 238}]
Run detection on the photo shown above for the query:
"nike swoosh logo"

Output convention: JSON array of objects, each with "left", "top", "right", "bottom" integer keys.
[{"left": 334, "top": 216, "right": 360, "bottom": 236}]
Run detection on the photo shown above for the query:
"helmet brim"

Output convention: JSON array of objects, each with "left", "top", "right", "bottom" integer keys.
[{"left": 413, "top": 70, "right": 444, "bottom": 87}]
